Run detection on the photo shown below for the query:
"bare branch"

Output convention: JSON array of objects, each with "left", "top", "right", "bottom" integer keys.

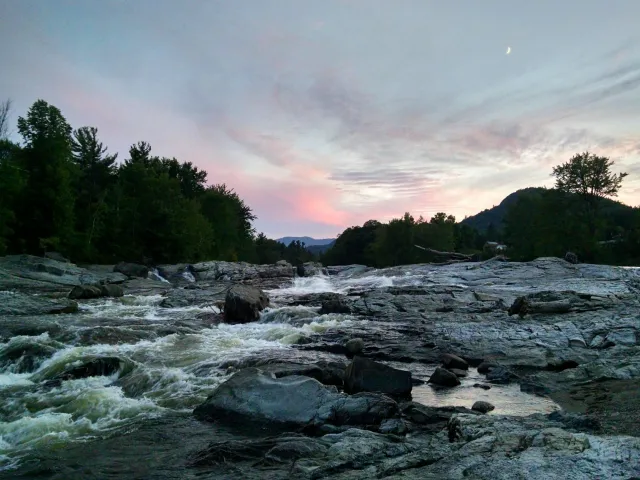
[{"left": 0, "top": 99, "right": 12, "bottom": 139}]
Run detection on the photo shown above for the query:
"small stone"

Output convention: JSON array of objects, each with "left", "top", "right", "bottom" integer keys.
[
  {"left": 428, "top": 367, "right": 461, "bottom": 387},
  {"left": 472, "top": 400, "right": 495, "bottom": 414},
  {"left": 473, "top": 383, "right": 492, "bottom": 390},
  {"left": 345, "top": 338, "right": 364, "bottom": 355}
]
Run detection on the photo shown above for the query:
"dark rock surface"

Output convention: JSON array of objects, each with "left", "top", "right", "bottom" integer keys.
[
  {"left": 344, "top": 356, "right": 412, "bottom": 396},
  {"left": 114, "top": 262, "right": 149, "bottom": 279},
  {"left": 0, "top": 291, "right": 78, "bottom": 316},
  {"left": 224, "top": 285, "right": 270, "bottom": 323},
  {"left": 428, "top": 367, "right": 461, "bottom": 387}
]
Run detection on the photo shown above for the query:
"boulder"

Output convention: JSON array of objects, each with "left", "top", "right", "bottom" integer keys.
[
  {"left": 114, "top": 262, "right": 149, "bottom": 278},
  {"left": 345, "top": 338, "right": 365, "bottom": 356},
  {"left": 224, "top": 285, "right": 270, "bottom": 323},
  {"left": 448, "top": 368, "right": 468, "bottom": 378},
  {"left": 68, "top": 285, "right": 103, "bottom": 299},
  {"left": 441, "top": 353, "right": 469, "bottom": 370},
  {"left": 428, "top": 367, "right": 461, "bottom": 387},
  {"left": 472, "top": 400, "right": 495, "bottom": 413},
  {"left": 100, "top": 284, "right": 124, "bottom": 297},
  {"left": 297, "top": 262, "right": 326, "bottom": 277},
  {"left": 193, "top": 368, "right": 398, "bottom": 429},
  {"left": 344, "top": 356, "right": 412, "bottom": 396},
  {"left": 54, "top": 357, "right": 123, "bottom": 381},
  {"left": 564, "top": 251, "right": 579, "bottom": 264},
  {"left": 477, "top": 361, "right": 499, "bottom": 374}
]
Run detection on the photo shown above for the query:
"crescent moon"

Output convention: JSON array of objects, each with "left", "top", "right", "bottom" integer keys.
[{"left": 506, "top": 46, "right": 511, "bottom": 55}]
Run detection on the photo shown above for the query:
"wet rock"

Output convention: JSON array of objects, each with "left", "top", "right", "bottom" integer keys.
[
  {"left": 486, "top": 365, "right": 519, "bottom": 384},
  {"left": 319, "top": 293, "right": 352, "bottom": 314},
  {"left": 99, "top": 284, "right": 124, "bottom": 297},
  {"left": 259, "top": 361, "right": 345, "bottom": 386},
  {"left": 0, "top": 291, "right": 78, "bottom": 316},
  {"left": 156, "top": 264, "right": 197, "bottom": 285},
  {"left": 473, "top": 383, "right": 492, "bottom": 390},
  {"left": 441, "top": 353, "right": 469, "bottom": 370},
  {"left": 0, "top": 342, "right": 57, "bottom": 373},
  {"left": 345, "top": 338, "right": 365, "bottom": 355},
  {"left": 193, "top": 368, "right": 398, "bottom": 429},
  {"left": 520, "top": 382, "right": 551, "bottom": 396},
  {"left": 223, "top": 285, "right": 269, "bottom": 323},
  {"left": 428, "top": 367, "right": 461, "bottom": 387},
  {"left": 477, "top": 361, "right": 499, "bottom": 374},
  {"left": 472, "top": 400, "right": 495, "bottom": 413},
  {"left": 192, "top": 260, "right": 295, "bottom": 288},
  {"left": 68, "top": 285, "right": 103, "bottom": 299},
  {"left": 297, "top": 261, "right": 326, "bottom": 277},
  {"left": 160, "top": 285, "right": 229, "bottom": 308},
  {"left": 379, "top": 418, "right": 409, "bottom": 435},
  {"left": 344, "top": 356, "right": 412, "bottom": 396},
  {"left": 114, "top": 262, "right": 149, "bottom": 278},
  {"left": 401, "top": 402, "right": 478, "bottom": 427},
  {"left": 448, "top": 368, "right": 468, "bottom": 378},
  {"left": 55, "top": 357, "right": 123, "bottom": 380}
]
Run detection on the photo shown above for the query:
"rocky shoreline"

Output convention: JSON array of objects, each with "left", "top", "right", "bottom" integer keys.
[{"left": 1, "top": 254, "right": 639, "bottom": 478}]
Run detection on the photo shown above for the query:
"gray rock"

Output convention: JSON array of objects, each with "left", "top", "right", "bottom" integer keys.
[
  {"left": 565, "top": 251, "right": 579, "bottom": 264},
  {"left": 477, "top": 361, "right": 499, "bottom": 374},
  {"left": 192, "top": 260, "right": 295, "bottom": 288},
  {"left": 193, "top": 368, "right": 398, "bottom": 429},
  {"left": 379, "top": 418, "right": 409, "bottom": 435},
  {"left": 448, "top": 368, "right": 468, "bottom": 378},
  {"left": 428, "top": 367, "right": 461, "bottom": 387},
  {"left": 471, "top": 400, "right": 495, "bottom": 413},
  {"left": 345, "top": 338, "right": 365, "bottom": 355},
  {"left": 160, "top": 285, "right": 229, "bottom": 308},
  {"left": 297, "top": 261, "right": 326, "bottom": 277},
  {"left": 320, "top": 293, "right": 352, "bottom": 314},
  {"left": 442, "top": 353, "right": 469, "bottom": 370},
  {"left": 0, "top": 291, "right": 78, "bottom": 316},
  {"left": 223, "top": 285, "right": 269, "bottom": 323},
  {"left": 68, "top": 285, "right": 103, "bottom": 299},
  {"left": 344, "top": 356, "right": 412, "bottom": 396},
  {"left": 114, "top": 262, "right": 149, "bottom": 278},
  {"left": 44, "top": 252, "right": 69, "bottom": 263},
  {"left": 100, "top": 284, "right": 124, "bottom": 297}
]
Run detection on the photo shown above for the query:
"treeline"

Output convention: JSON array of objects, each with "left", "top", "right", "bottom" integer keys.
[
  {"left": 323, "top": 152, "right": 640, "bottom": 267},
  {"left": 0, "top": 99, "right": 314, "bottom": 266}
]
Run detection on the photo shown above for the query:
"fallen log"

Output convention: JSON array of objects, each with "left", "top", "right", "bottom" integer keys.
[{"left": 414, "top": 245, "right": 473, "bottom": 262}]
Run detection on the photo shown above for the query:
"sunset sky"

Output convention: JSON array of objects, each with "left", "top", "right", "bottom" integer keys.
[{"left": 1, "top": 0, "right": 639, "bottom": 238}]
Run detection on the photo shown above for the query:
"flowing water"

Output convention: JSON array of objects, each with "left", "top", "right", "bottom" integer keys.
[{"left": 0, "top": 271, "right": 560, "bottom": 478}]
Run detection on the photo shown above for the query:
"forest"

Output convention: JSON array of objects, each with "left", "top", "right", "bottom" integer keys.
[
  {"left": 0, "top": 99, "right": 315, "bottom": 266},
  {"left": 1, "top": 99, "right": 638, "bottom": 269}
]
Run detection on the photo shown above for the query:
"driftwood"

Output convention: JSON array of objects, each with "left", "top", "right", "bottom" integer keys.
[{"left": 414, "top": 245, "right": 473, "bottom": 262}]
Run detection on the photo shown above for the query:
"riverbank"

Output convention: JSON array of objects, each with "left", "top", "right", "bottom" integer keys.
[{"left": 1, "top": 254, "right": 639, "bottom": 478}]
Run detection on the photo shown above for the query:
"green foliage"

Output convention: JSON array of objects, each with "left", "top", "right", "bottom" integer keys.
[
  {"left": 0, "top": 98, "right": 303, "bottom": 266},
  {"left": 552, "top": 152, "right": 627, "bottom": 200}
]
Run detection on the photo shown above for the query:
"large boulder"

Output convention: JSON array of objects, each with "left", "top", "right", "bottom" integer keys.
[
  {"left": 193, "top": 368, "right": 398, "bottom": 429},
  {"left": 114, "top": 262, "right": 149, "bottom": 278},
  {"left": 297, "top": 262, "right": 326, "bottom": 277},
  {"left": 344, "top": 356, "right": 412, "bottom": 396},
  {"left": 441, "top": 353, "right": 469, "bottom": 370},
  {"left": 319, "top": 294, "right": 351, "bottom": 314},
  {"left": 68, "top": 284, "right": 124, "bottom": 299},
  {"left": 224, "top": 285, "right": 269, "bottom": 323}
]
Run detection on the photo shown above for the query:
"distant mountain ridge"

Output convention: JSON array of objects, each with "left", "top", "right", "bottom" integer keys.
[{"left": 276, "top": 236, "right": 336, "bottom": 247}]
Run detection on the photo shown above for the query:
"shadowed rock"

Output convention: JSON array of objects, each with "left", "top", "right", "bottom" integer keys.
[
  {"left": 224, "top": 285, "right": 269, "bottom": 323},
  {"left": 344, "top": 356, "right": 412, "bottom": 396}
]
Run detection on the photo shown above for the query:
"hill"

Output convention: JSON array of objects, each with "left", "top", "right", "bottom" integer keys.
[
  {"left": 460, "top": 188, "right": 544, "bottom": 232},
  {"left": 461, "top": 187, "right": 637, "bottom": 233},
  {"left": 277, "top": 236, "right": 336, "bottom": 247}
]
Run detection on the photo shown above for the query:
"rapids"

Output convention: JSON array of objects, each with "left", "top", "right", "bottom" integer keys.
[{"left": 0, "top": 269, "right": 561, "bottom": 477}]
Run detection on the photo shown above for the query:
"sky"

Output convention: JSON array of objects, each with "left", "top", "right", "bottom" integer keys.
[{"left": 1, "top": 0, "right": 640, "bottom": 238}]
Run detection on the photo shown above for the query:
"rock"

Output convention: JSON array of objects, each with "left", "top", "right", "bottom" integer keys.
[
  {"left": 44, "top": 251, "right": 69, "bottom": 263},
  {"left": 379, "top": 418, "right": 409, "bottom": 435},
  {"left": 223, "top": 285, "right": 269, "bottom": 323},
  {"left": 448, "top": 368, "right": 468, "bottom": 378},
  {"left": 319, "top": 294, "right": 351, "bottom": 314},
  {"left": 68, "top": 285, "right": 103, "bottom": 299},
  {"left": 100, "top": 284, "right": 124, "bottom": 297},
  {"left": 344, "top": 356, "right": 412, "bottom": 396},
  {"left": 54, "top": 357, "right": 124, "bottom": 380},
  {"left": 259, "top": 362, "right": 345, "bottom": 386},
  {"left": 193, "top": 368, "right": 398, "bottom": 429},
  {"left": 565, "top": 251, "right": 579, "bottom": 264},
  {"left": 477, "top": 361, "right": 499, "bottom": 374},
  {"left": 473, "top": 383, "right": 492, "bottom": 390},
  {"left": 471, "top": 400, "right": 495, "bottom": 413},
  {"left": 191, "top": 260, "right": 295, "bottom": 288},
  {"left": 160, "top": 285, "right": 229, "bottom": 308},
  {"left": 297, "top": 261, "right": 326, "bottom": 277},
  {"left": 345, "top": 338, "right": 365, "bottom": 355},
  {"left": 486, "top": 365, "right": 519, "bottom": 384},
  {"left": 114, "top": 262, "right": 149, "bottom": 278},
  {"left": 428, "top": 367, "right": 461, "bottom": 387},
  {"left": 441, "top": 353, "right": 469, "bottom": 370},
  {"left": 0, "top": 291, "right": 78, "bottom": 316},
  {"left": 520, "top": 382, "right": 551, "bottom": 396},
  {"left": 156, "top": 264, "right": 197, "bottom": 285}
]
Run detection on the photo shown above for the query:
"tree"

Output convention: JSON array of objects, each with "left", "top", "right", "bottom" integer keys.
[
  {"left": 0, "top": 99, "right": 11, "bottom": 139},
  {"left": 552, "top": 152, "right": 628, "bottom": 238},
  {"left": 15, "top": 100, "right": 75, "bottom": 254},
  {"left": 0, "top": 140, "right": 25, "bottom": 253},
  {"left": 71, "top": 126, "right": 117, "bottom": 258}
]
